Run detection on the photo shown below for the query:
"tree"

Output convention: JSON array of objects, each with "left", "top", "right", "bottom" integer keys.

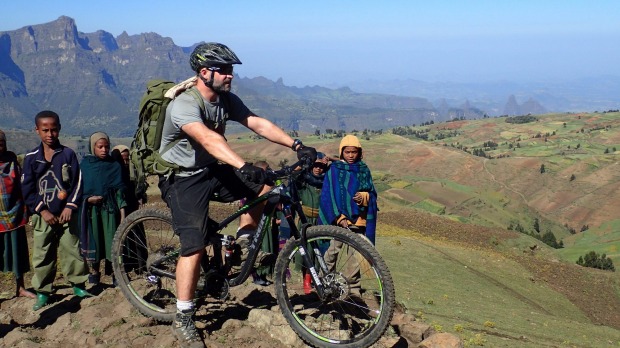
[
  {"left": 540, "top": 164, "right": 545, "bottom": 173},
  {"left": 577, "top": 251, "right": 615, "bottom": 271},
  {"left": 541, "top": 231, "right": 562, "bottom": 249},
  {"left": 569, "top": 174, "right": 576, "bottom": 181},
  {"left": 533, "top": 218, "right": 540, "bottom": 233}
]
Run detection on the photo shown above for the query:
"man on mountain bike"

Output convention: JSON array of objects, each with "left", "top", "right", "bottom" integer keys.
[{"left": 157, "top": 42, "right": 316, "bottom": 347}]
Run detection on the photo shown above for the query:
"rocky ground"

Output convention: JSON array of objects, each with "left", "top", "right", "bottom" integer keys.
[
  {"left": 0, "top": 198, "right": 460, "bottom": 347},
  {"left": 1, "top": 271, "right": 453, "bottom": 348}
]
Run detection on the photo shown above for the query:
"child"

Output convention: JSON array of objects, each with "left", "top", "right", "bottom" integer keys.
[
  {"left": 298, "top": 152, "right": 329, "bottom": 225},
  {"left": 110, "top": 144, "right": 147, "bottom": 275},
  {"left": 318, "top": 135, "right": 377, "bottom": 243},
  {"left": 295, "top": 152, "right": 329, "bottom": 293},
  {"left": 80, "top": 132, "right": 126, "bottom": 286},
  {"left": 21, "top": 110, "right": 92, "bottom": 310},
  {"left": 111, "top": 144, "right": 146, "bottom": 212},
  {"left": 0, "top": 130, "right": 36, "bottom": 299},
  {"left": 318, "top": 135, "right": 378, "bottom": 295}
]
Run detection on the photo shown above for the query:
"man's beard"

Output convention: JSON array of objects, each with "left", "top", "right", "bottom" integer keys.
[{"left": 211, "top": 79, "right": 232, "bottom": 93}]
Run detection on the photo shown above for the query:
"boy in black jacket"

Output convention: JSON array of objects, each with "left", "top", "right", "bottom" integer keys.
[{"left": 21, "top": 110, "right": 92, "bottom": 310}]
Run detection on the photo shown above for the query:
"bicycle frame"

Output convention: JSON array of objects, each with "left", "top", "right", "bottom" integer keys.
[
  {"left": 147, "top": 157, "right": 328, "bottom": 294},
  {"left": 206, "top": 158, "right": 316, "bottom": 286},
  {"left": 264, "top": 164, "right": 333, "bottom": 301},
  {"left": 223, "top": 183, "right": 285, "bottom": 286}
]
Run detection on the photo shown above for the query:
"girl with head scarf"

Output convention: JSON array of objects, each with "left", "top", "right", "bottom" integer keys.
[{"left": 79, "top": 132, "right": 126, "bottom": 286}]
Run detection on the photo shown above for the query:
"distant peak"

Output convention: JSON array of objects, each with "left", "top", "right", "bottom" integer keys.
[{"left": 55, "top": 15, "right": 76, "bottom": 26}]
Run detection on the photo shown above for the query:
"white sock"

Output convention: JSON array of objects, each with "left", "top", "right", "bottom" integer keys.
[{"left": 177, "top": 299, "right": 194, "bottom": 312}]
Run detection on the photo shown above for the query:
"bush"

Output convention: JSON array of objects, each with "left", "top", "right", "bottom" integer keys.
[
  {"left": 540, "top": 231, "right": 563, "bottom": 249},
  {"left": 505, "top": 115, "right": 537, "bottom": 124},
  {"left": 576, "top": 251, "right": 615, "bottom": 271}
]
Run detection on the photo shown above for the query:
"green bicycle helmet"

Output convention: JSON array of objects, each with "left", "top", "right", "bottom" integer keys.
[{"left": 189, "top": 42, "right": 242, "bottom": 72}]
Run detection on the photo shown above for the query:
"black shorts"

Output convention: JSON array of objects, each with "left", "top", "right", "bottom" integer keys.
[{"left": 159, "top": 163, "right": 262, "bottom": 256}]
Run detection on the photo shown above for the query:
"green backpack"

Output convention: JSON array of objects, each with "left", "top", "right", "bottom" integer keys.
[{"left": 129, "top": 79, "right": 205, "bottom": 198}]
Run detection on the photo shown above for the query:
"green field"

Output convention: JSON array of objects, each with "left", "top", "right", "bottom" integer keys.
[{"left": 378, "top": 228, "right": 620, "bottom": 347}]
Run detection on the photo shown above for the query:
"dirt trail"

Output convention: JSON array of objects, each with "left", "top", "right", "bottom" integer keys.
[{"left": 482, "top": 158, "right": 528, "bottom": 204}]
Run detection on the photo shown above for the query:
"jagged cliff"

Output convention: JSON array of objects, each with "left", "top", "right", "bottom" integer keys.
[
  {"left": 0, "top": 16, "right": 484, "bottom": 136},
  {"left": 0, "top": 16, "right": 191, "bottom": 135}
]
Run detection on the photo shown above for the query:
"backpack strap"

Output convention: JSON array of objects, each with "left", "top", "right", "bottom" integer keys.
[
  {"left": 154, "top": 88, "right": 207, "bottom": 175},
  {"left": 159, "top": 87, "right": 206, "bottom": 157},
  {"left": 187, "top": 87, "right": 206, "bottom": 120}
]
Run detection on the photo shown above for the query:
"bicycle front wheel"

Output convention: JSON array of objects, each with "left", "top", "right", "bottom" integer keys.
[
  {"left": 111, "top": 208, "right": 178, "bottom": 322},
  {"left": 274, "top": 226, "right": 395, "bottom": 348}
]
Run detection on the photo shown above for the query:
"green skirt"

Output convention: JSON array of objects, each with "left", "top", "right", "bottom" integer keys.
[{"left": 0, "top": 226, "right": 31, "bottom": 278}]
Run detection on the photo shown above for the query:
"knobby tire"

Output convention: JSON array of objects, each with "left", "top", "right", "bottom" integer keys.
[
  {"left": 111, "top": 208, "right": 178, "bottom": 323},
  {"left": 274, "top": 225, "right": 395, "bottom": 348}
]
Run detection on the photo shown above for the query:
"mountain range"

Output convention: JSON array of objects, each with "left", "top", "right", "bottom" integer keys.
[{"left": 0, "top": 16, "right": 614, "bottom": 137}]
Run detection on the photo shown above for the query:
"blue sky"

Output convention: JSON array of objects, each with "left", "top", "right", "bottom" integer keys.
[{"left": 2, "top": 0, "right": 619, "bottom": 87}]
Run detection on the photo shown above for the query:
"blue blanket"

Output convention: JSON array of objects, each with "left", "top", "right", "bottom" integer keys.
[{"left": 318, "top": 161, "right": 377, "bottom": 244}]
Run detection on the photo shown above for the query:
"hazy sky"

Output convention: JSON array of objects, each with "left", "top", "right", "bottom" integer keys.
[{"left": 2, "top": 0, "right": 619, "bottom": 87}]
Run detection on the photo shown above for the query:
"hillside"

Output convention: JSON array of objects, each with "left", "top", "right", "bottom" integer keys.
[
  {"left": 377, "top": 210, "right": 620, "bottom": 347},
  {"left": 383, "top": 111, "right": 620, "bottom": 265},
  {"left": 4, "top": 111, "right": 620, "bottom": 264},
  {"left": 2, "top": 112, "right": 620, "bottom": 346},
  {"left": 4, "top": 111, "right": 619, "bottom": 263}
]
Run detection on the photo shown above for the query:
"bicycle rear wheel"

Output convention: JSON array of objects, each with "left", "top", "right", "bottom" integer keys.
[
  {"left": 274, "top": 226, "right": 395, "bottom": 348},
  {"left": 111, "top": 208, "right": 178, "bottom": 322}
]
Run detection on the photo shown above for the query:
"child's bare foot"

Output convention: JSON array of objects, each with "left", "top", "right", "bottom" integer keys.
[{"left": 18, "top": 287, "right": 36, "bottom": 299}]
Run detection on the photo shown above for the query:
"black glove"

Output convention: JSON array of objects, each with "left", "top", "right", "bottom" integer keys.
[
  {"left": 297, "top": 145, "right": 317, "bottom": 163},
  {"left": 237, "top": 162, "right": 266, "bottom": 184}
]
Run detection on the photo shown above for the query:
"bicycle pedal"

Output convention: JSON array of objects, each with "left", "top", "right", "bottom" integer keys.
[{"left": 146, "top": 275, "right": 161, "bottom": 285}]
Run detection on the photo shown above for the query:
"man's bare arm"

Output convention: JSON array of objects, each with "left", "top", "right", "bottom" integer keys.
[
  {"left": 242, "top": 114, "right": 296, "bottom": 149},
  {"left": 181, "top": 121, "right": 246, "bottom": 168}
]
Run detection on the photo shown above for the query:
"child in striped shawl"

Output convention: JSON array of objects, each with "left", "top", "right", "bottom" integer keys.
[
  {"left": 318, "top": 135, "right": 378, "bottom": 295},
  {"left": 318, "top": 135, "right": 377, "bottom": 244}
]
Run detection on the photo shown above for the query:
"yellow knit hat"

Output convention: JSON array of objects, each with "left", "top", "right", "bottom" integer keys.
[{"left": 339, "top": 134, "right": 362, "bottom": 159}]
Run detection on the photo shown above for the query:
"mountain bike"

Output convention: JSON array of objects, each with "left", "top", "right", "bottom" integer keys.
[{"left": 111, "top": 157, "right": 395, "bottom": 348}]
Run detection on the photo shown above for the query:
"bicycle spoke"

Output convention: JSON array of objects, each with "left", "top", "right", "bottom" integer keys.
[
  {"left": 275, "top": 227, "right": 395, "bottom": 347},
  {"left": 113, "top": 209, "right": 179, "bottom": 322}
]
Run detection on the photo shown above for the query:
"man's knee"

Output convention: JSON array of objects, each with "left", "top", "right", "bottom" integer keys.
[{"left": 180, "top": 246, "right": 205, "bottom": 258}]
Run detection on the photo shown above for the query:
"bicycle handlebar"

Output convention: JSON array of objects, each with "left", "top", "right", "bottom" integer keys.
[{"left": 264, "top": 156, "right": 313, "bottom": 183}]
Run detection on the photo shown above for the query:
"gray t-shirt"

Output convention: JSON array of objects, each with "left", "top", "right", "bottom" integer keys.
[{"left": 159, "top": 89, "right": 250, "bottom": 174}]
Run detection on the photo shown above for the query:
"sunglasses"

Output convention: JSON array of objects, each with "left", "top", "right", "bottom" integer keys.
[{"left": 208, "top": 65, "right": 234, "bottom": 75}]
